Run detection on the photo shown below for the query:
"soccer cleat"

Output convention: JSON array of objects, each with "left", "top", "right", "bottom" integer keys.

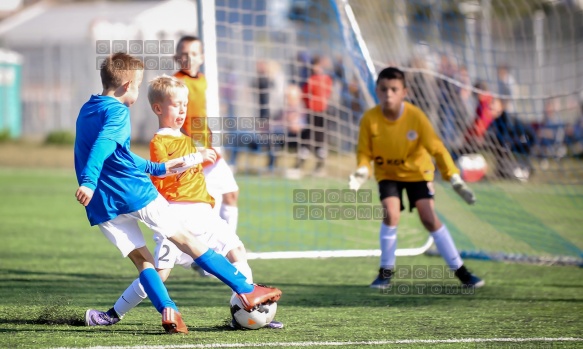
[
  {"left": 266, "top": 320, "right": 284, "bottom": 329},
  {"left": 85, "top": 309, "right": 120, "bottom": 326},
  {"left": 369, "top": 268, "right": 392, "bottom": 289},
  {"left": 236, "top": 284, "right": 282, "bottom": 311},
  {"left": 462, "top": 274, "right": 485, "bottom": 288},
  {"left": 455, "top": 265, "right": 485, "bottom": 288},
  {"left": 162, "top": 307, "right": 188, "bottom": 334}
]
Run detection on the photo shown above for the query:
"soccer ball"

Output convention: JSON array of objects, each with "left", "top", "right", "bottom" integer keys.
[{"left": 229, "top": 294, "right": 278, "bottom": 330}]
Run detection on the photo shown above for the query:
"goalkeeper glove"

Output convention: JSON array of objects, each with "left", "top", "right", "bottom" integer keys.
[
  {"left": 450, "top": 173, "right": 476, "bottom": 205},
  {"left": 348, "top": 166, "right": 369, "bottom": 191}
]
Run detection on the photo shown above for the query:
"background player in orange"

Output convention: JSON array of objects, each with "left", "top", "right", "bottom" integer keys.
[
  {"left": 349, "top": 67, "right": 484, "bottom": 289},
  {"left": 84, "top": 75, "right": 283, "bottom": 329},
  {"left": 173, "top": 36, "right": 240, "bottom": 238}
]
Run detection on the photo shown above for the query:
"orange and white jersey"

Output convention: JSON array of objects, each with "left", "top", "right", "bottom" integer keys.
[
  {"left": 150, "top": 128, "right": 214, "bottom": 206},
  {"left": 357, "top": 102, "right": 459, "bottom": 182}
]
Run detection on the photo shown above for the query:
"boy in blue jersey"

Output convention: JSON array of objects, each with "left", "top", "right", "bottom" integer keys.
[{"left": 74, "top": 53, "right": 281, "bottom": 334}]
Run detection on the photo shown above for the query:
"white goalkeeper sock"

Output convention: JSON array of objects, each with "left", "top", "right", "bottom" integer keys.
[
  {"left": 113, "top": 278, "right": 147, "bottom": 318},
  {"left": 232, "top": 261, "right": 253, "bottom": 284},
  {"left": 379, "top": 223, "right": 397, "bottom": 269},
  {"left": 431, "top": 225, "right": 463, "bottom": 270},
  {"left": 220, "top": 204, "right": 239, "bottom": 233}
]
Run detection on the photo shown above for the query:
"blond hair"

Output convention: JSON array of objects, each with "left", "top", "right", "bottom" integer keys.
[
  {"left": 147, "top": 75, "right": 189, "bottom": 106},
  {"left": 100, "top": 52, "right": 144, "bottom": 90}
]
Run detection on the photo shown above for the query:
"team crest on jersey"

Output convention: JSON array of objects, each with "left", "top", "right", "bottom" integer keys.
[{"left": 407, "top": 130, "right": 418, "bottom": 141}]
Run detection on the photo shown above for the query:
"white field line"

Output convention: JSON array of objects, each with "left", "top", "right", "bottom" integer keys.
[{"left": 51, "top": 337, "right": 583, "bottom": 349}]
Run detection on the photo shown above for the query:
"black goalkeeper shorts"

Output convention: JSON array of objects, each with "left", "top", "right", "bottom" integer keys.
[{"left": 378, "top": 180, "right": 435, "bottom": 212}]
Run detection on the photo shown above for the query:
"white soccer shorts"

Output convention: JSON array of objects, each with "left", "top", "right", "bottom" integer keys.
[
  {"left": 153, "top": 202, "right": 244, "bottom": 269},
  {"left": 203, "top": 157, "right": 239, "bottom": 211},
  {"left": 97, "top": 194, "right": 181, "bottom": 257}
]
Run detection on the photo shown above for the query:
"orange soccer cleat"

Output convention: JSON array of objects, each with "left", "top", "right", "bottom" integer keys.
[
  {"left": 162, "top": 307, "right": 188, "bottom": 334},
  {"left": 236, "top": 284, "right": 282, "bottom": 311}
]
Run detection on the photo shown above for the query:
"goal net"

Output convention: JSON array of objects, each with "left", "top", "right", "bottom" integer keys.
[{"left": 203, "top": 0, "right": 583, "bottom": 264}]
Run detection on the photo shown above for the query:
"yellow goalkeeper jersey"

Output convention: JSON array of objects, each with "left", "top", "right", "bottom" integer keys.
[
  {"left": 356, "top": 102, "right": 459, "bottom": 182},
  {"left": 150, "top": 128, "right": 215, "bottom": 206}
]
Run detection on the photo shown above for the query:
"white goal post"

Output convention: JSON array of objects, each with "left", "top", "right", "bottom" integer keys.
[{"left": 197, "top": 0, "right": 435, "bottom": 260}]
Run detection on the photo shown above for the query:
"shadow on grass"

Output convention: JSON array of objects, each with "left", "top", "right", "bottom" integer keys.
[{"left": 3, "top": 267, "right": 582, "bottom": 312}]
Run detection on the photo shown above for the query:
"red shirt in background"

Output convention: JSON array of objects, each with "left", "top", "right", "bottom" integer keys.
[
  {"left": 303, "top": 74, "right": 332, "bottom": 112},
  {"left": 465, "top": 94, "right": 494, "bottom": 142}
]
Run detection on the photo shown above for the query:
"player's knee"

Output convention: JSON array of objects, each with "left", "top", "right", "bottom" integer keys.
[
  {"left": 382, "top": 211, "right": 399, "bottom": 226},
  {"left": 227, "top": 245, "right": 247, "bottom": 263},
  {"left": 157, "top": 268, "right": 171, "bottom": 282},
  {"left": 419, "top": 214, "right": 440, "bottom": 232},
  {"left": 168, "top": 231, "right": 208, "bottom": 257},
  {"left": 127, "top": 248, "right": 155, "bottom": 271}
]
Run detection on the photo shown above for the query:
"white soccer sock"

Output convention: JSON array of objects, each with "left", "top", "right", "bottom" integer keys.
[
  {"left": 113, "top": 278, "right": 147, "bottom": 318},
  {"left": 220, "top": 204, "right": 239, "bottom": 233},
  {"left": 431, "top": 225, "right": 463, "bottom": 270},
  {"left": 232, "top": 261, "right": 253, "bottom": 284},
  {"left": 379, "top": 223, "right": 397, "bottom": 269}
]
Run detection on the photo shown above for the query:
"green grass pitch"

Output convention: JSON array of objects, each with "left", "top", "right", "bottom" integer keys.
[{"left": 0, "top": 168, "right": 582, "bottom": 349}]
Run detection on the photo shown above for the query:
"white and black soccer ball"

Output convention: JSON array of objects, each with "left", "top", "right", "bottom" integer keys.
[{"left": 229, "top": 294, "right": 278, "bottom": 330}]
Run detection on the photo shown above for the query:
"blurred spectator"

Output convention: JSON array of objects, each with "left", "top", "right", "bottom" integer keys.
[
  {"left": 456, "top": 65, "right": 475, "bottom": 122},
  {"left": 294, "top": 55, "right": 333, "bottom": 177},
  {"left": 338, "top": 75, "right": 364, "bottom": 152},
  {"left": 255, "top": 59, "right": 272, "bottom": 120},
  {"left": 467, "top": 81, "right": 495, "bottom": 144},
  {"left": 345, "top": 76, "right": 364, "bottom": 122},
  {"left": 268, "top": 60, "right": 286, "bottom": 118},
  {"left": 282, "top": 84, "right": 306, "bottom": 151},
  {"left": 436, "top": 54, "right": 461, "bottom": 145},
  {"left": 488, "top": 98, "right": 536, "bottom": 179},
  {"left": 291, "top": 50, "right": 311, "bottom": 89},
  {"left": 407, "top": 56, "right": 439, "bottom": 123},
  {"left": 565, "top": 102, "right": 583, "bottom": 157},
  {"left": 272, "top": 84, "right": 306, "bottom": 177},
  {"left": 333, "top": 54, "right": 345, "bottom": 82},
  {"left": 458, "top": 81, "right": 494, "bottom": 151},
  {"left": 221, "top": 66, "right": 238, "bottom": 169},
  {"left": 497, "top": 65, "right": 518, "bottom": 113},
  {"left": 221, "top": 65, "right": 237, "bottom": 119},
  {"left": 534, "top": 98, "right": 567, "bottom": 163},
  {"left": 451, "top": 81, "right": 494, "bottom": 158},
  {"left": 229, "top": 60, "right": 284, "bottom": 173},
  {"left": 438, "top": 53, "right": 457, "bottom": 77},
  {"left": 259, "top": 84, "right": 305, "bottom": 173}
]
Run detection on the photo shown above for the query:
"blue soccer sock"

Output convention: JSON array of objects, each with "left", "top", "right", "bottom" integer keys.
[
  {"left": 139, "top": 268, "right": 178, "bottom": 314},
  {"left": 194, "top": 249, "right": 254, "bottom": 294}
]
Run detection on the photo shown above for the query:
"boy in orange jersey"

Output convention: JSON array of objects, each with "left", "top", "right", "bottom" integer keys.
[
  {"left": 349, "top": 67, "right": 484, "bottom": 289},
  {"left": 173, "top": 36, "right": 240, "bottom": 236},
  {"left": 85, "top": 76, "right": 283, "bottom": 329}
]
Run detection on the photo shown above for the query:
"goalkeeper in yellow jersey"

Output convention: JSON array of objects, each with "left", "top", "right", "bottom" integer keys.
[{"left": 349, "top": 67, "right": 484, "bottom": 289}]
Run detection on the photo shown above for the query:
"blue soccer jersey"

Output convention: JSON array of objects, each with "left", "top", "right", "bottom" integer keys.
[{"left": 74, "top": 95, "right": 165, "bottom": 225}]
